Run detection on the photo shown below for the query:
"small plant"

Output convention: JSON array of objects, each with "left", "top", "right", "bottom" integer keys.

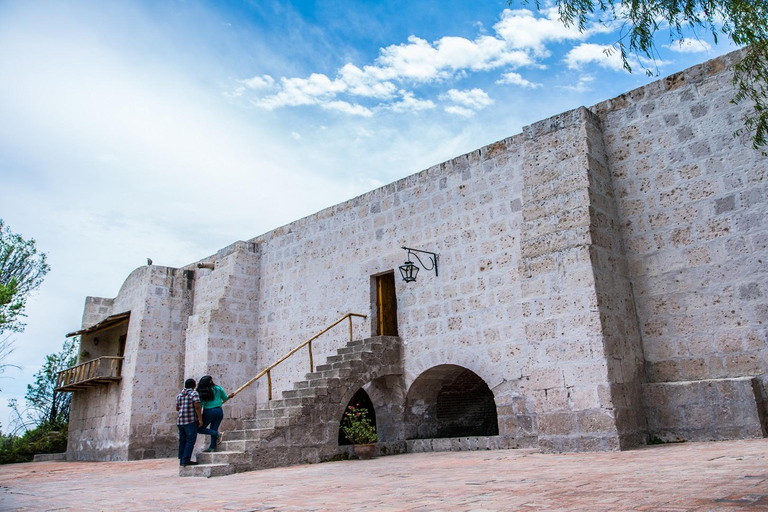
[{"left": 341, "top": 404, "right": 378, "bottom": 445}]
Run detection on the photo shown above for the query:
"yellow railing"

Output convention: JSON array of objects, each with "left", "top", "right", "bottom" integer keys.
[
  {"left": 229, "top": 313, "right": 367, "bottom": 401},
  {"left": 55, "top": 356, "right": 124, "bottom": 391}
]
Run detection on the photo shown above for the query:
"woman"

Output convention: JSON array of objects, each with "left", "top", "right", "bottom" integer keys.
[{"left": 196, "top": 375, "right": 229, "bottom": 452}]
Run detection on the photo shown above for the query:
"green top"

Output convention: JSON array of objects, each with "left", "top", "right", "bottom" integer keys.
[{"left": 201, "top": 385, "right": 228, "bottom": 409}]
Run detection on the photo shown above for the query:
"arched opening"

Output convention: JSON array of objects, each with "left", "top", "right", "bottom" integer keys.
[
  {"left": 405, "top": 364, "right": 498, "bottom": 439},
  {"left": 338, "top": 388, "right": 377, "bottom": 445}
]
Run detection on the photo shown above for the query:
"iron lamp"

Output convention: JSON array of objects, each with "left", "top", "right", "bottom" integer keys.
[{"left": 399, "top": 246, "right": 438, "bottom": 283}]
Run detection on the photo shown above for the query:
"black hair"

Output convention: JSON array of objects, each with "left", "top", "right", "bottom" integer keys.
[
  {"left": 184, "top": 378, "right": 196, "bottom": 389},
  {"left": 196, "top": 375, "right": 214, "bottom": 401}
]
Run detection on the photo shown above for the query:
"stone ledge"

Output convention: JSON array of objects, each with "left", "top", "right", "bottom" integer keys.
[
  {"left": 33, "top": 452, "right": 67, "bottom": 462},
  {"left": 643, "top": 377, "right": 767, "bottom": 443}
]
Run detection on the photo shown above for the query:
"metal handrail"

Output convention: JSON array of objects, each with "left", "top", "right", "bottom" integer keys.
[
  {"left": 55, "top": 356, "right": 124, "bottom": 391},
  {"left": 229, "top": 313, "right": 367, "bottom": 401}
]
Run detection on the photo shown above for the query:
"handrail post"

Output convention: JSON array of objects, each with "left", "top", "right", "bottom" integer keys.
[{"left": 228, "top": 312, "right": 367, "bottom": 402}]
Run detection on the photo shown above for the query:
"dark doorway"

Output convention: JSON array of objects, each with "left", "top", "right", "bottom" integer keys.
[
  {"left": 376, "top": 273, "right": 398, "bottom": 336},
  {"left": 338, "top": 388, "right": 377, "bottom": 445},
  {"left": 404, "top": 365, "right": 499, "bottom": 439},
  {"left": 435, "top": 369, "right": 499, "bottom": 437}
]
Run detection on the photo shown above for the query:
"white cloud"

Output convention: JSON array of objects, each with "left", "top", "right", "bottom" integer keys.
[
  {"left": 564, "top": 43, "right": 628, "bottom": 72},
  {"left": 442, "top": 88, "right": 493, "bottom": 109},
  {"left": 560, "top": 74, "right": 596, "bottom": 93},
  {"left": 320, "top": 100, "right": 373, "bottom": 117},
  {"left": 241, "top": 74, "right": 275, "bottom": 90},
  {"left": 224, "top": 85, "right": 245, "bottom": 98},
  {"left": 388, "top": 91, "right": 435, "bottom": 113},
  {"left": 445, "top": 105, "right": 475, "bottom": 117},
  {"left": 493, "top": 7, "right": 611, "bottom": 56},
  {"left": 238, "top": 7, "right": 617, "bottom": 116},
  {"left": 291, "top": 131, "right": 301, "bottom": 140},
  {"left": 496, "top": 71, "right": 541, "bottom": 88},
  {"left": 253, "top": 73, "right": 346, "bottom": 109},
  {"left": 665, "top": 38, "right": 712, "bottom": 53},
  {"left": 338, "top": 64, "right": 398, "bottom": 99}
]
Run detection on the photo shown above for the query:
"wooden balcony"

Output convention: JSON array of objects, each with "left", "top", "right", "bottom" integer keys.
[{"left": 55, "top": 356, "right": 124, "bottom": 392}]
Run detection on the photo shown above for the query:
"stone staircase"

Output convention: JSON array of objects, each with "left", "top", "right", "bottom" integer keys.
[{"left": 180, "top": 335, "right": 401, "bottom": 477}]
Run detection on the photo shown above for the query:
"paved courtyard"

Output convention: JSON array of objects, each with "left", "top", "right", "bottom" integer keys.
[{"left": 1, "top": 439, "right": 768, "bottom": 511}]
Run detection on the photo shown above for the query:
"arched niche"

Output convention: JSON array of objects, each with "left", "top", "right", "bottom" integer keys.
[
  {"left": 338, "top": 388, "right": 377, "bottom": 445},
  {"left": 404, "top": 364, "right": 499, "bottom": 439}
]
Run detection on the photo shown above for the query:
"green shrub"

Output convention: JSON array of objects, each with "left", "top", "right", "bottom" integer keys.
[{"left": 0, "top": 421, "right": 68, "bottom": 464}]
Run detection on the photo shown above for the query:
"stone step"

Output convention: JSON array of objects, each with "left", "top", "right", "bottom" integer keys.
[
  {"left": 198, "top": 449, "right": 249, "bottom": 465},
  {"left": 317, "top": 368, "right": 352, "bottom": 380},
  {"left": 179, "top": 335, "right": 401, "bottom": 478},
  {"left": 282, "top": 387, "right": 323, "bottom": 399},
  {"left": 179, "top": 463, "right": 234, "bottom": 478},
  {"left": 224, "top": 429, "right": 245, "bottom": 441},
  {"left": 273, "top": 396, "right": 317, "bottom": 408},
  {"left": 251, "top": 406, "right": 305, "bottom": 422},
  {"left": 219, "top": 439, "right": 247, "bottom": 452}
]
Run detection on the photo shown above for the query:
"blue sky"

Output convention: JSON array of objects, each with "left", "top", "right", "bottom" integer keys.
[{"left": 0, "top": 0, "right": 736, "bottom": 431}]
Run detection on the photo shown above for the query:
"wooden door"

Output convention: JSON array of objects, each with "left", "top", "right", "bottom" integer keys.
[{"left": 376, "top": 273, "right": 398, "bottom": 336}]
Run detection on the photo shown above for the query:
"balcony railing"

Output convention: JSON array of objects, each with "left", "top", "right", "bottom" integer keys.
[{"left": 55, "top": 356, "right": 124, "bottom": 392}]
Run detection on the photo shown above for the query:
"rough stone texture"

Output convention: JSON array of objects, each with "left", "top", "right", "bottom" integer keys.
[
  {"left": 65, "top": 49, "right": 768, "bottom": 464},
  {"left": 68, "top": 266, "right": 193, "bottom": 461},
  {"left": 594, "top": 48, "right": 768, "bottom": 393},
  {"left": 643, "top": 377, "right": 766, "bottom": 442},
  {"left": 183, "top": 241, "right": 261, "bottom": 429},
  {"left": 182, "top": 336, "right": 403, "bottom": 476}
]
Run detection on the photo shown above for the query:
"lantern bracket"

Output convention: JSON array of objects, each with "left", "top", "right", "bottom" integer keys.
[{"left": 399, "top": 246, "right": 439, "bottom": 283}]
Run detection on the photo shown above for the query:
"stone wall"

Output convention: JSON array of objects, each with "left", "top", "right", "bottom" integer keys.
[
  {"left": 68, "top": 266, "right": 193, "bottom": 460},
  {"left": 68, "top": 268, "right": 148, "bottom": 461},
  {"left": 184, "top": 241, "right": 261, "bottom": 427},
  {"left": 594, "top": 49, "right": 768, "bottom": 441},
  {"left": 66, "top": 49, "right": 767, "bottom": 460},
  {"left": 246, "top": 127, "right": 540, "bottom": 449}
]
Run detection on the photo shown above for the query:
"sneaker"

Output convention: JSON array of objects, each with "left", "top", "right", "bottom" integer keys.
[
  {"left": 217, "top": 432, "right": 223, "bottom": 443},
  {"left": 181, "top": 461, "right": 199, "bottom": 466}
]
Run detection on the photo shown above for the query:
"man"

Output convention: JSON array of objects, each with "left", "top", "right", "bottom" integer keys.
[{"left": 176, "top": 378, "right": 203, "bottom": 467}]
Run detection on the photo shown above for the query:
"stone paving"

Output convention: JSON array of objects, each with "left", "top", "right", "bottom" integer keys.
[{"left": 2, "top": 439, "right": 768, "bottom": 511}]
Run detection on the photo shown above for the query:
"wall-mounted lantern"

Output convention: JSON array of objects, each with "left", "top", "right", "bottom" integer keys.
[
  {"left": 93, "top": 337, "right": 100, "bottom": 346},
  {"left": 399, "top": 246, "right": 439, "bottom": 283}
]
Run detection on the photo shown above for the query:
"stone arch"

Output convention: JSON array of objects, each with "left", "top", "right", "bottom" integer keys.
[
  {"left": 321, "top": 337, "right": 404, "bottom": 448},
  {"left": 338, "top": 388, "right": 376, "bottom": 445},
  {"left": 404, "top": 364, "right": 499, "bottom": 440}
]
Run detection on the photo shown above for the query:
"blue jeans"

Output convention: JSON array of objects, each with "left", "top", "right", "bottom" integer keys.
[
  {"left": 198, "top": 406, "right": 224, "bottom": 450},
  {"left": 177, "top": 423, "right": 198, "bottom": 464}
]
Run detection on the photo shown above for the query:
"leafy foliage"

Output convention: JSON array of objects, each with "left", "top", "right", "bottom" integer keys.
[
  {"left": 0, "top": 219, "right": 50, "bottom": 334},
  {"left": 525, "top": 0, "right": 768, "bottom": 151},
  {"left": 0, "top": 420, "right": 68, "bottom": 464},
  {"left": 0, "top": 338, "right": 77, "bottom": 463},
  {"left": 23, "top": 337, "right": 78, "bottom": 428},
  {"left": 341, "top": 404, "right": 378, "bottom": 444}
]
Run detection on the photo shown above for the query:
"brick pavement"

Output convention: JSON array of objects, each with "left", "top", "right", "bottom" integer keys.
[{"left": 1, "top": 439, "right": 768, "bottom": 511}]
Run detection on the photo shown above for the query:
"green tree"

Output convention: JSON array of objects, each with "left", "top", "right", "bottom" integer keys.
[
  {"left": 22, "top": 337, "right": 78, "bottom": 427},
  {"left": 524, "top": 0, "right": 768, "bottom": 151},
  {"left": 0, "top": 339, "right": 76, "bottom": 463},
  {"left": 0, "top": 219, "right": 50, "bottom": 334}
]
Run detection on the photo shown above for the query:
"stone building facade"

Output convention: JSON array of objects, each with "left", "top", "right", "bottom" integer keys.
[{"left": 62, "top": 49, "right": 768, "bottom": 463}]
